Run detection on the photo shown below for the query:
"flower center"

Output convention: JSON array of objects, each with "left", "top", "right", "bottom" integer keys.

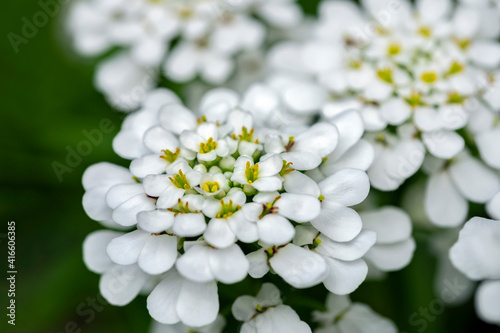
[
  {"left": 446, "top": 61, "right": 464, "bottom": 76},
  {"left": 259, "top": 197, "right": 281, "bottom": 219},
  {"left": 447, "top": 92, "right": 465, "bottom": 104},
  {"left": 284, "top": 136, "right": 295, "bottom": 151},
  {"left": 202, "top": 181, "right": 220, "bottom": 193},
  {"left": 168, "top": 198, "right": 198, "bottom": 215},
  {"left": 421, "top": 71, "right": 438, "bottom": 84},
  {"left": 387, "top": 43, "right": 401, "bottom": 56},
  {"left": 245, "top": 161, "right": 259, "bottom": 184},
  {"left": 216, "top": 199, "right": 241, "bottom": 218},
  {"left": 169, "top": 170, "right": 190, "bottom": 190},
  {"left": 232, "top": 127, "right": 258, "bottom": 143},
  {"left": 405, "top": 91, "right": 423, "bottom": 107},
  {"left": 377, "top": 68, "right": 393, "bottom": 84},
  {"left": 418, "top": 26, "right": 432, "bottom": 38},
  {"left": 160, "top": 148, "right": 180, "bottom": 163},
  {"left": 279, "top": 160, "right": 294, "bottom": 176},
  {"left": 199, "top": 137, "right": 218, "bottom": 154}
]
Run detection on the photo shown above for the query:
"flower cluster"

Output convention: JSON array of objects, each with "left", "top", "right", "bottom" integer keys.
[
  {"left": 82, "top": 86, "right": 378, "bottom": 328},
  {"left": 67, "top": 0, "right": 302, "bottom": 110},
  {"left": 266, "top": 0, "right": 500, "bottom": 192}
]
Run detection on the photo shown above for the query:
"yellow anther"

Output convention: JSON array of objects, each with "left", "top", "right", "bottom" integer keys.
[
  {"left": 169, "top": 170, "right": 190, "bottom": 189},
  {"left": 377, "top": 68, "right": 393, "bottom": 84},
  {"left": 202, "top": 181, "right": 220, "bottom": 193},
  {"left": 160, "top": 148, "right": 181, "bottom": 163},
  {"left": 418, "top": 26, "right": 432, "bottom": 38},
  {"left": 318, "top": 195, "right": 325, "bottom": 201},
  {"left": 387, "top": 43, "right": 401, "bottom": 56},
  {"left": 446, "top": 61, "right": 464, "bottom": 76},
  {"left": 421, "top": 71, "right": 438, "bottom": 84},
  {"left": 199, "top": 137, "right": 218, "bottom": 154}
]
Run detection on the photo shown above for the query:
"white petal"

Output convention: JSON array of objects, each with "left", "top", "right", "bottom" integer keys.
[
  {"left": 137, "top": 209, "right": 175, "bottom": 233},
  {"left": 143, "top": 174, "right": 172, "bottom": 197},
  {"left": 258, "top": 215, "right": 295, "bottom": 246},
  {"left": 312, "top": 201, "right": 362, "bottom": 242},
  {"left": 83, "top": 230, "right": 123, "bottom": 274},
  {"left": 106, "top": 230, "right": 150, "bottom": 265},
  {"left": 365, "top": 238, "right": 416, "bottom": 271},
  {"left": 176, "top": 245, "right": 214, "bottom": 283},
  {"left": 283, "top": 171, "right": 321, "bottom": 197},
  {"left": 283, "top": 83, "right": 328, "bottom": 114},
  {"left": 293, "top": 123, "right": 339, "bottom": 158},
  {"left": 112, "top": 194, "right": 157, "bottom": 227},
  {"left": 138, "top": 234, "right": 178, "bottom": 275},
  {"left": 143, "top": 126, "right": 179, "bottom": 154},
  {"left": 449, "top": 217, "right": 500, "bottom": 280},
  {"left": 157, "top": 188, "right": 186, "bottom": 209},
  {"left": 258, "top": 154, "right": 283, "bottom": 177},
  {"left": 82, "top": 162, "right": 132, "bottom": 190},
  {"left": 159, "top": 103, "right": 197, "bottom": 135},
  {"left": 147, "top": 270, "right": 183, "bottom": 324},
  {"left": 247, "top": 250, "right": 270, "bottom": 278},
  {"left": 164, "top": 43, "right": 198, "bottom": 82},
  {"left": 100, "top": 264, "right": 148, "bottom": 306},
  {"left": 319, "top": 169, "right": 370, "bottom": 206},
  {"left": 204, "top": 218, "right": 236, "bottom": 248},
  {"left": 276, "top": 193, "right": 321, "bottom": 223},
  {"left": 232, "top": 295, "right": 258, "bottom": 322},
  {"left": 252, "top": 176, "right": 283, "bottom": 192},
  {"left": 209, "top": 244, "right": 249, "bottom": 284},
  {"left": 270, "top": 244, "right": 327, "bottom": 289},
  {"left": 360, "top": 207, "right": 412, "bottom": 244},
  {"left": 487, "top": 192, "right": 500, "bottom": 220},
  {"left": 321, "top": 140, "right": 374, "bottom": 175},
  {"left": 469, "top": 41, "right": 500, "bottom": 69},
  {"left": 172, "top": 213, "right": 207, "bottom": 237},
  {"left": 337, "top": 303, "right": 397, "bottom": 333},
  {"left": 422, "top": 131, "right": 465, "bottom": 159},
  {"left": 176, "top": 280, "right": 219, "bottom": 327},
  {"left": 281, "top": 151, "right": 322, "bottom": 170},
  {"left": 322, "top": 258, "right": 368, "bottom": 295},
  {"left": 328, "top": 110, "right": 364, "bottom": 159},
  {"left": 379, "top": 98, "right": 411, "bottom": 125},
  {"left": 130, "top": 154, "right": 167, "bottom": 178},
  {"left": 316, "top": 230, "right": 377, "bottom": 261},
  {"left": 475, "top": 280, "right": 500, "bottom": 324},
  {"left": 449, "top": 156, "right": 500, "bottom": 203},
  {"left": 83, "top": 186, "right": 114, "bottom": 223},
  {"left": 106, "top": 183, "right": 144, "bottom": 209},
  {"left": 477, "top": 129, "right": 500, "bottom": 169},
  {"left": 425, "top": 171, "right": 468, "bottom": 227}
]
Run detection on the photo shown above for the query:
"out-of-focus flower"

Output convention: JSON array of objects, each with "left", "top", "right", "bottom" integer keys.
[
  {"left": 232, "top": 283, "right": 312, "bottom": 333},
  {"left": 450, "top": 217, "right": 500, "bottom": 325},
  {"left": 313, "top": 293, "right": 398, "bottom": 333}
]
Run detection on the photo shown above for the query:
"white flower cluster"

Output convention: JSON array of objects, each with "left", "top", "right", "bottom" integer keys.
[
  {"left": 82, "top": 86, "right": 386, "bottom": 329},
  {"left": 265, "top": 0, "right": 500, "bottom": 192},
  {"left": 67, "top": 0, "right": 302, "bottom": 110}
]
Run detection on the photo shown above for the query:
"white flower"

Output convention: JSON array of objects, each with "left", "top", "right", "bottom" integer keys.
[
  {"left": 83, "top": 230, "right": 150, "bottom": 306},
  {"left": 232, "top": 283, "right": 312, "bottom": 333},
  {"left": 313, "top": 294, "right": 398, "bottom": 333},
  {"left": 176, "top": 241, "right": 249, "bottom": 284},
  {"left": 150, "top": 315, "right": 226, "bottom": 333},
  {"left": 361, "top": 207, "right": 416, "bottom": 273},
  {"left": 231, "top": 154, "right": 283, "bottom": 192},
  {"left": 450, "top": 217, "right": 500, "bottom": 325},
  {"left": 424, "top": 153, "right": 500, "bottom": 227},
  {"left": 180, "top": 122, "right": 230, "bottom": 162},
  {"left": 265, "top": 122, "right": 339, "bottom": 170},
  {"left": 147, "top": 269, "right": 219, "bottom": 327},
  {"left": 143, "top": 161, "right": 202, "bottom": 210},
  {"left": 94, "top": 52, "right": 157, "bottom": 111}
]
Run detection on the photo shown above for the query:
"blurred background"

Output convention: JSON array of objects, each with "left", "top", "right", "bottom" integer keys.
[{"left": 1, "top": 0, "right": 499, "bottom": 332}]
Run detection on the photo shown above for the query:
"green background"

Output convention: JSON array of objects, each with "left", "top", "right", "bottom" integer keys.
[{"left": 1, "top": 0, "right": 499, "bottom": 332}]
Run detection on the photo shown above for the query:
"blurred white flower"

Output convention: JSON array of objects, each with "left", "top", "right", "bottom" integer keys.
[
  {"left": 313, "top": 293, "right": 398, "bottom": 333},
  {"left": 232, "top": 283, "right": 312, "bottom": 333},
  {"left": 450, "top": 217, "right": 500, "bottom": 325},
  {"left": 150, "top": 315, "right": 226, "bottom": 333},
  {"left": 361, "top": 206, "right": 416, "bottom": 273}
]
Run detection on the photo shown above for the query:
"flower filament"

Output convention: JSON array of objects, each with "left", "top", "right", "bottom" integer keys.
[
  {"left": 284, "top": 136, "right": 295, "bottom": 151},
  {"left": 160, "top": 148, "right": 181, "bottom": 163},
  {"left": 199, "top": 137, "right": 218, "bottom": 154},
  {"left": 377, "top": 68, "right": 393, "bottom": 84},
  {"left": 232, "top": 126, "right": 258, "bottom": 143},
  {"left": 279, "top": 160, "right": 295, "bottom": 176},
  {"left": 168, "top": 198, "right": 198, "bottom": 216},
  {"left": 259, "top": 197, "right": 281, "bottom": 219},
  {"left": 216, "top": 199, "right": 241, "bottom": 219},
  {"left": 169, "top": 170, "right": 191, "bottom": 190},
  {"left": 245, "top": 161, "right": 259, "bottom": 184}
]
